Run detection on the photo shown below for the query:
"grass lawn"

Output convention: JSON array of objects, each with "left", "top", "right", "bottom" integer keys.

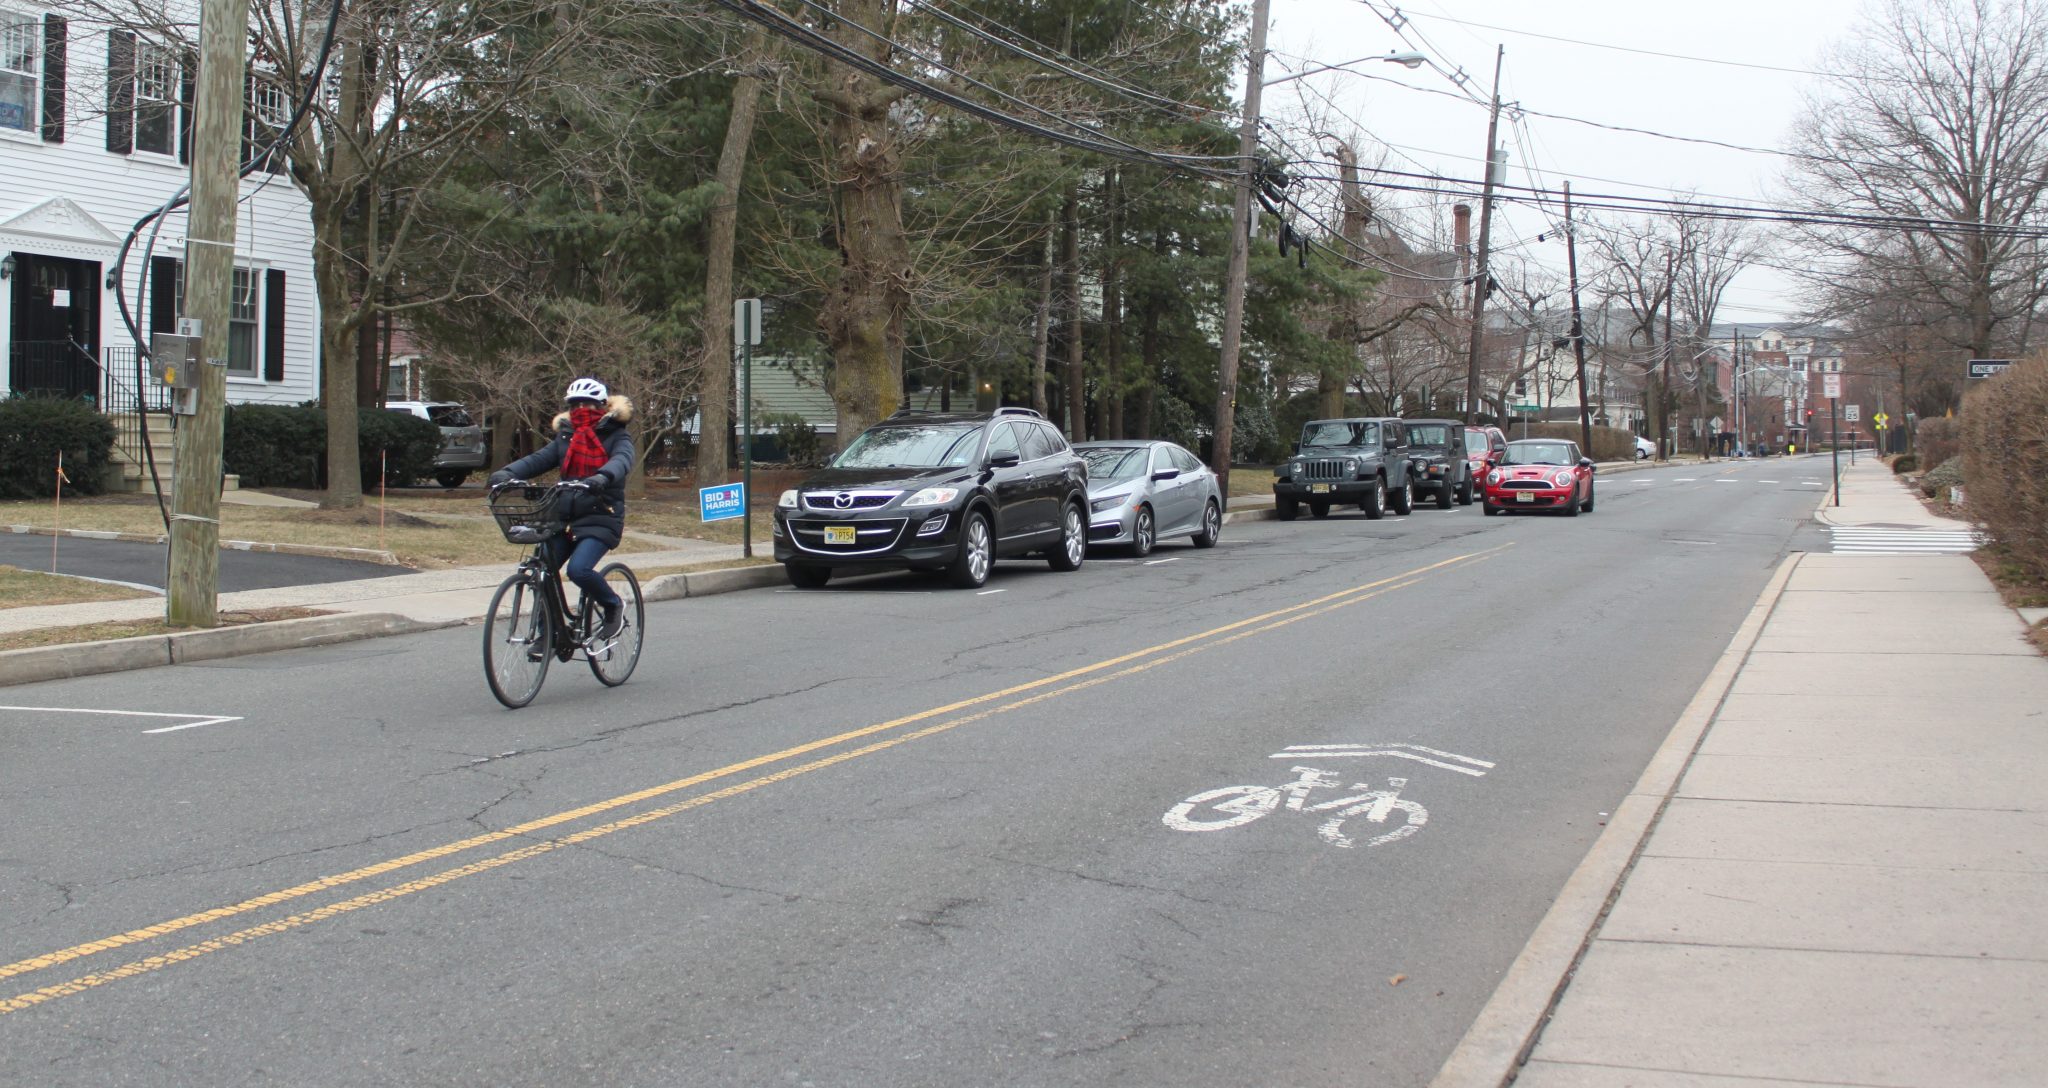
[
  {"left": 1228, "top": 467, "right": 1275, "bottom": 497},
  {"left": 0, "top": 607, "right": 329, "bottom": 652},
  {"left": 0, "top": 483, "right": 769, "bottom": 569},
  {"left": 0, "top": 565, "right": 157, "bottom": 610}
]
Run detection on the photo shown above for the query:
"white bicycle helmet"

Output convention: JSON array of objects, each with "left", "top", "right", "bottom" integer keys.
[{"left": 565, "top": 377, "right": 608, "bottom": 404}]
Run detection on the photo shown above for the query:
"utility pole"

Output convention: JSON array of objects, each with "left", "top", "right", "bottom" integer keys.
[
  {"left": 1208, "top": 0, "right": 1270, "bottom": 501},
  {"left": 1658, "top": 252, "right": 1674, "bottom": 461},
  {"left": 167, "top": 0, "right": 251, "bottom": 627},
  {"left": 1462, "top": 46, "right": 1505, "bottom": 425},
  {"left": 1563, "top": 182, "right": 1591, "bottom": 454}
]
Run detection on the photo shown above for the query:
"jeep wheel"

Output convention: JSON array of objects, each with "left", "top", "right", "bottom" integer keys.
[
  {"left": 1457, "top": 479, "right": 1475, "bottom": 506},
  {"left": 946, "top": 511, "right": 993, "bottom": 588},
  {"left": 1389, "top": 479, "right": 1414, "bottom": 515},
  {"left": 1362, "top": 477, "right": 1386, "bottom": 520},
  {"left": 1047, "top": 502, "right": 1086, "bottom": 572},
  {"left": 1309, "top": 499, "right": 1331, "bottom": 519},
  {"left": 1435, "top": 480, "right": 1454, "bottom": 509},
  {"left": 1276, "top": 497, "right": 1300, "bottom": 521},
  {"left": 1192, "top": 500, "right": 1222, "bottom": 548},
  {"left": 785, "top": 563, "right": 832, "bottom": 589},
  {"left": 1131, "top": 506, "right": 1155, "bottom": 557}
]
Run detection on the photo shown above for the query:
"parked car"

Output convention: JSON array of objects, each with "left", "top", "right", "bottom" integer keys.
[
  {"left": 386, "top": 400, "right": 487, "bottom": 488},
  {"left": 1481, "top": 438, "right": 1596, "bottom": 517},
  {"left": 1403, "top": 419, "right": 1476, "bottom": 508},
  {"left": 1075, "top": 440, "right": 1223, "bottom": 556},
  {"left": 1462, "top": 425, "right": 1508, "bottom": 496},
  {"left": 773, "top": 407, "right": 1089, "bottom": 589},
  {"left": 1273, "top": 417, "right": 1414, "bottom": 520},
  {"left": 1634, "top": 435, "right": 1655, "bottom": 459}
]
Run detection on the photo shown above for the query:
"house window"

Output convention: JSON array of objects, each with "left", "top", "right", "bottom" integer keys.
[
  {"left": 228, "top": 267, "right": 258, "bottom": 376},
  {"left": 246, "top": 72, "right": 288, "bottom": 171},
  {"left": 0, "top": 9, "right": 35, "bottom": 132},
  {"left": 133, "top": 40, "right": 176, "bottom": 154}
]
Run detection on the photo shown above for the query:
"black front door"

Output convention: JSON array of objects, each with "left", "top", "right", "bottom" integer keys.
[{"left": 7, "top": 253, "right": 103, "bottom": 401}]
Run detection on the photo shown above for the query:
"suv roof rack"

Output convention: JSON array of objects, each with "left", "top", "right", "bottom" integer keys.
[{"left": 993, "top": 406, "right": 1044, "bottom": 419}]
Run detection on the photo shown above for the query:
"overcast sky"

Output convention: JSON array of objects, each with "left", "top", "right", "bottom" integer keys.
[{"left": 1257, "top": 0, "right": 1874, "bottom": 327}]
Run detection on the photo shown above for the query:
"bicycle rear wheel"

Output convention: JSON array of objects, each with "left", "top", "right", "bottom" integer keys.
[
  {"left": 586, "top": 563, "right": 644, "bottom": 687},
  {"left": 484, "top": 573, "right": 552, "bottom": 708}
]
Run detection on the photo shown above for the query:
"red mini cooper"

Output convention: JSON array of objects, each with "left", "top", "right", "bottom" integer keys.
[{"left": 1481, "top": 438, "right": 1596, "bottom": 517}]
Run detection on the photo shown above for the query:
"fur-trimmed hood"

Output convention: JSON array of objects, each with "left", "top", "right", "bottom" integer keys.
[{"left": 552, "top": 394, "right": 634, "bottom": 431}]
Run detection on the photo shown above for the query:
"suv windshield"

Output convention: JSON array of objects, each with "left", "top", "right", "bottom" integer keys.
[
  {"left": 1503, "top": 441, "right": 1576, "bottom": 466},
  {"left": 1463, "top": 430, "right": 1492, "bottom": 455},
  {"left": 1301, "top": 421, "right": 1379, "bottom": 449},
  {"left": 1081, "top": 447, "right": 1146, "bottom": 481},
  {"left": 1407, "top": 423, "right": 1454, "bottom": 448},
  {"left": 834, "top": 424, "right": 982, "bottom": 469}
]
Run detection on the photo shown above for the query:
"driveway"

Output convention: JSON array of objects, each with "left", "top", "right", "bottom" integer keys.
[{"left": 0, "top": 533, "right": 410, "bottom": 593}]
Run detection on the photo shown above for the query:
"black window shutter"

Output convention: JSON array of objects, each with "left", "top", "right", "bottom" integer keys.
[
  {"left": 176, "top": 49, "right": 194, "bottom": 164},
  {"left": 149, "top": 257, "right": 180, "bottom": 333},
  {"left": 263, "top": 269, "right": 286, "bottom": 382},
  {"left": 105, "top": 30, "right": 133, "bottom": 154},
  {"left": 40, "top": 16, "right": 65, "bottom": 143}
]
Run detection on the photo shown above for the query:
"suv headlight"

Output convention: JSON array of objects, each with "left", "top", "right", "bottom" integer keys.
[
  {"left": 778, "top": 489, "right": 799, "bottom": 509},
  {"left": 1344, "top": 458, "right": 1358, "bottom": 473},
  {"left": 902, "top": 487, "right": 960, "bottom": 508}
]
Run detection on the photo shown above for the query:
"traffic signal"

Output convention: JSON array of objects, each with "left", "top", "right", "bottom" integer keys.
[{"left": 1804, "top": 408, "right": 1814, "bottom": 424}]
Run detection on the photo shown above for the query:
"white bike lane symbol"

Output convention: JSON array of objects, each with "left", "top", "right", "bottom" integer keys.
[{"left": 1164, "top": 766, "right": 1429, "bottom": 849}]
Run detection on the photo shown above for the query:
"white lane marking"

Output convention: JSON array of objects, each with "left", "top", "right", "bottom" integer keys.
[
  {"left": 1670, "top": 539, "right": 1718, "bottom": 545},
  {"left": 0, "top": 706, "right": 245, "bottom": 734},
  {"left": 1759, "top": 479, "right": 1780, "bottom": 484},
  {"left": 1714, "top": 479, "right": 1739, "bottom": 483},
  {"left": 977, "top": 589, "right": 1006, "bottom": 595},
  {"left": 1631, "top": 478, "right": 1654, "bottom": 483},
  {"left": 1270, "top": 742, "right": 1493, "bottom": 776},
  {"left": 1672, "top": 478, "right": 1696, "bottom": 482},
  {"left": 1144, "top": 557, "right": 1180, "bottom": 566}
]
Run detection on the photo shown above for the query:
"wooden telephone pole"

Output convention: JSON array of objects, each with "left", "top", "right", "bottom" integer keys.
[
  {"left": 1462, "top": 46, "right": 1505, "bottom": 424},
  {"left": 167, "top": 0, "right": 251, "bottom": 626},
  {"left": 1563, "top": 182, "right": 1592, "bottom": 453},
  {"left": 1209, "top": 0, "right": 1270, "bottom": 501}
]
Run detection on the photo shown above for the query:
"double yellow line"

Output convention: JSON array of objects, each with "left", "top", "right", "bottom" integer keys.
[{"left": 0, "top": 545, "right": 1504, "bottom": 1016}]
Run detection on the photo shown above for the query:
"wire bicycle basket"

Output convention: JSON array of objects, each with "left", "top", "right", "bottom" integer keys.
[{"left": 489, "top": 484, "right": 566, "bottom": 545}]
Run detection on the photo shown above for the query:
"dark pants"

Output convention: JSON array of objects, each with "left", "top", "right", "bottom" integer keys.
[{"left": 545, "top": 534, "right": 620, "bottom": 611}]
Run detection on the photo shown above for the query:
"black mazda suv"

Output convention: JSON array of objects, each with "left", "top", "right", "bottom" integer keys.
[{"left": 773, "top": 408, "right": 1091, "bottom": 589}]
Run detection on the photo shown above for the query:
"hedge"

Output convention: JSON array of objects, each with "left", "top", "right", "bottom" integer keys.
[
  {"left": 224, "top": 405, "right": 441, "bottom": 489},
  {"left": 1959, "top": 354, "right": 2048, "bottom": 582},
  {"left": 1516, "top": 421, "right": 1639, "bottom": 463},
  {"left": 0, "top": 396, "right": 117, "bottom": 498},
  {"left": 1915, "top": 416, "right": 1961, "bottom": 469}
]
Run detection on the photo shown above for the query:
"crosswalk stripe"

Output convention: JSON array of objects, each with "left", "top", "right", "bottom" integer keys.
[{"left": 1827, "top": 524, "right": 1982, "bottom": 555}]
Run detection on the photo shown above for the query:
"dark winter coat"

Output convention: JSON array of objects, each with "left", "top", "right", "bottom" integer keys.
[{"left": 495, "top": 395, "right": 636, "bottom": 549}]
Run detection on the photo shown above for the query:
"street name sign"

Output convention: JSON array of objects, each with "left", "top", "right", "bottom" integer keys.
[
  {"left": 700, "top": 482, "right": 746, "bottom": 523},
  {"left": 1967, "top": 359, "right": 2010, "bottom": 379}
]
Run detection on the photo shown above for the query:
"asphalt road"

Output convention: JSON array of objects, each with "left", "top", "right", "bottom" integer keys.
[
  {"left": 0, "top": 457, "right": 1836, "bottom": 1086},
  {"left": 0, "top": 533, "right": 407, "bottom": 592}
]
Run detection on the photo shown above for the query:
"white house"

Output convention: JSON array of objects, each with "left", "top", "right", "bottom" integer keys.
[{"left": 1, "top": 5, "right": 318, "bottom": 423}]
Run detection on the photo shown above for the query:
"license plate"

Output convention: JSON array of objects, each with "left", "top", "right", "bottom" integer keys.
[
  {"left": 1310, "top": 483, "right": 1332, "bottom": 494},
  {"left": 1516, "top": 492, "right": 1534, "bottom": 503},
  {"left": 824, "top": 526, "right": 857, "bottom": 544}
]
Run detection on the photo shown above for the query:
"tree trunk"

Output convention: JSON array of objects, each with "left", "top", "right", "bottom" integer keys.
[
  {"left": 1101, "top": 168, "right": 1123, "bottom": 440},
  {"left": 818, "top": 3, "right": 911, "bottom": 442},
  {"left": 315, "top": 200, "right": 364, "bottom": 509},
  {"left": 1063, "top": 190, "right": 1084, "bottom": 440},
  {"left": 697, "top": 28, "right": 771, "bottom": 494},
  {"left": 1029, "top": 209, "right": 1055, "bottom": 416}
]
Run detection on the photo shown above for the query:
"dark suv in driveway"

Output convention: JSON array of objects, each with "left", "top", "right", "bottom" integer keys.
[
  {"left": 773, "top": 408, "right": 1090, "bottom": 589},
  {"left": 1273, "top": 417, "right": 1414, "bottom": 520}
]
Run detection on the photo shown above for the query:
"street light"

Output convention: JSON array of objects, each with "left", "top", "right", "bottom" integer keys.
[{"left": 1263, "top": 50, "right": 1429, "bottom": 86}]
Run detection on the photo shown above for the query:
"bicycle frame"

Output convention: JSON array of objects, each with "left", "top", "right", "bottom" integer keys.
[{"left": 514, "top": 545, "right": 585, "bottom": 663}]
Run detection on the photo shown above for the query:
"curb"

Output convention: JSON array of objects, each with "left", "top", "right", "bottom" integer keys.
[
  {"left": 4, "top": 524, "right": 402, "bottom": 566},
  {"left": 0, "top": 612, "right": 460, "bottom": 688},
  {"left": 1427, "top": 552, "right": 1805, "bottom": 1088},
  {"left": 641, "top": 563, "right": 785, "bottom": 602}
]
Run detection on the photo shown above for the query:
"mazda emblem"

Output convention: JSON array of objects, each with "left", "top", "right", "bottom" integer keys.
[{"left": 834, "top": 492, "right": 854, "bottom": 509}]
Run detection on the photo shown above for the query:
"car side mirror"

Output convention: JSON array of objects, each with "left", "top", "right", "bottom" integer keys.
[
  {"left": 1579, "top": 457, "right": 1596, "bottom": 470},
  {"left": 1152, "top": 468, "right": 1181, "bottom": 482},
  {"left": 1486, "top": 451, "right": 1503, "bottom": 465},
  {"left": 987, "top": 450, "right": 1021, "bottom": 469}
]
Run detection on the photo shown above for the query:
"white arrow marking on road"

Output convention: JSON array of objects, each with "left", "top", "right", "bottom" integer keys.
[
  {"left": 0, "top": 706, "right": 245, "bottom": 734},
  {"left": 1272, "top": 743, "right": 1493, "bottom": 776}
]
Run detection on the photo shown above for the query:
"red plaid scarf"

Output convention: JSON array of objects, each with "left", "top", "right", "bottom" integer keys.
[{"left": 561, "top": 405, "right": 608, "bottom": 480}]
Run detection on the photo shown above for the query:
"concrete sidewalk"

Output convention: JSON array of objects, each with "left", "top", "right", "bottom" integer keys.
[{"left": 1437, "top": 460, "right": 2048, "bottom": 1087}]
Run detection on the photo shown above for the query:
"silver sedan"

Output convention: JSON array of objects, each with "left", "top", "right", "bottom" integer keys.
[{"left": 1076, "top": 441, "right": 1225, "bottom": 557}]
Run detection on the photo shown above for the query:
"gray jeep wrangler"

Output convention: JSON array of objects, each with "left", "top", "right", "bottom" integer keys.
[
  {"left": 1272, "top": 417, "right": 1414, "bottom": 521},
  {"left": 1401, "top": 418, "right": 1477, "bottom": 509}
]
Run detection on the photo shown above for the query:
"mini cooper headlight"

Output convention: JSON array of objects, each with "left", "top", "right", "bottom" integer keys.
[
  {"left": 1552, "top": 472, "right": 1576, "bottom": 488},
  {"left": 902, "top": 487, "right": 960, "bottom": 507}
]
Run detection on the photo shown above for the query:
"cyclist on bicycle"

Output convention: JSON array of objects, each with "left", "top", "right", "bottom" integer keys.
[{"left": 489, "top": 377, "right": 635, "bottom": 640}]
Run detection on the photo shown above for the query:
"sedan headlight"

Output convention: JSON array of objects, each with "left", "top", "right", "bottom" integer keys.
[
  {"left": 777, "top": 489, "right": 799, "bottom": 509},
  {"left": 1090, "top": 494, "right": 1128, "bottom": 513},
  {"left": 902, "top": 487, "right": 960, "bottom": 508}
]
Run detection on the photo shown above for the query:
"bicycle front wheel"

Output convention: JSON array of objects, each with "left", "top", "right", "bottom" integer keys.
[
  {"left": 586, "top": 563, "right": 644, "bottom": 687},
  {"left": 1162, "top": 785, "right": 1279, "bottom": 832},
  {"left": 484, "top": 573, "right": 552, "bottom": 708}
]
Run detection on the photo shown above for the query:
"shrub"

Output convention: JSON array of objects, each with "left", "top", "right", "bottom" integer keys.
[
  {"left": 1891, "top": 453, "right": 1920, "bottom": 474},
  {"left": 1919, "top": 457, "right": 1964, "bottom": 499},
  {"left": 224, "top": 404, "right": 441, "bottom": 489},
  {"left": 0, "top": 396, "right": 117, "bottom": 498},
  {"left": 1915, "top": 416, "right": 1961, "bottom": 469},
  {"left": 1959, "top": 354, "right": 2048, "bottom": 582},
  {"left": 224, "top": 404, "right": 325, "bottom": 488},
  {"left": 1518, "top": 422, "right": 1638, "bottom": 463},
  {"left": 760, "top": 412, "right": 823, "bottom": 465}
]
